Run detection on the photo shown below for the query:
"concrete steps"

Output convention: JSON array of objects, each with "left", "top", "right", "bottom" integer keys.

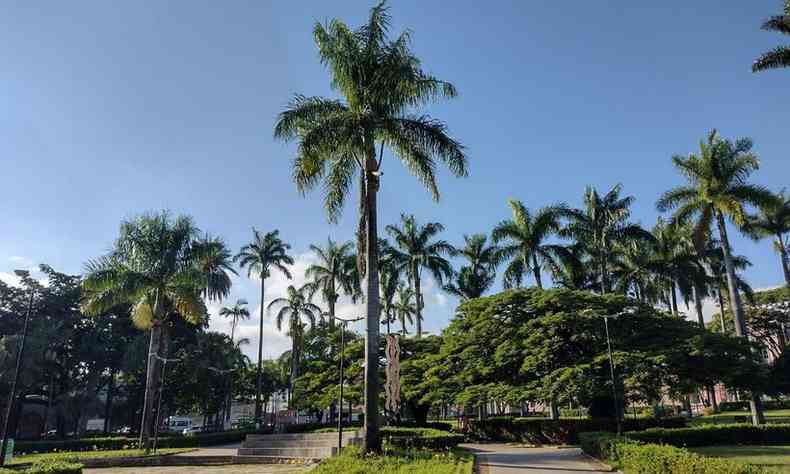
[{"left": 238, "top": 431, "right": 360, "bottom": 460}]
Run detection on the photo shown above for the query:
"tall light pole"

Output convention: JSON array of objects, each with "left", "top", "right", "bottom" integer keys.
[
  {"left": 1, "top": 282, "right": 35, "bottom": 467},
  {"left": 151, "top": 355, "right": 181, "bottom": 454},
  {"left": 584, "top": 307, "right": 636, "bottom": 437},
  {"left": 335, "top": 315, "right": 363, "bottom": 453}
]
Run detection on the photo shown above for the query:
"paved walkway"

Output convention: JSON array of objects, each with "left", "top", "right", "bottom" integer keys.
[
  {"left": 462, "top": 444, "right": 612, "bottom": 473},
  {"left": 173, "top": 443, "right": 241, "bottom": 457}
]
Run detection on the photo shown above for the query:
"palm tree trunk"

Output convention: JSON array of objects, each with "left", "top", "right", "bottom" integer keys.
[
  {"left": 716, "top": 212, "right": 765, "bottom": 426},
  {"left": 693, "top": 284, "right": 705, "bottom": 327},
  {"left": 600, "top": 256, "right": 607, "bottom": 295},
  {"left": 413, "top": 263, "right": 423, "bottom": 338},
  {"left": 670, "top": 280, "right": 679, "bottom": 315},
  {"left": 104, "top": 368, "right": 116, "bottom": 434},
  {"left": 363, "top": 152, "right": 381, "bottom": 453},
  {"left": 401, "top": 314, "right": 406, "bottom": 336},
  {"left": 230, "top": 316, "right": 237, "bottom": 343},
  {"left": 139, "top": 322, "right": 163, "bottom": 452},
  {"left": 290, "top": 335, "right": 298, "bottom": 409},
  {"left": 777, "top": 234, "right": 790, "bottom": 288},
  {"left": 532, "top": 254, "right": 543, "bottom": 289},
  {"left": 328, "top": 296, "right": 336, "bottom": 328},
  {"left": 255, "top": 279, "right": 265, "bottom": 424},
  {"left": 717, "top": 287, "right": 727, "bottom": 333}
]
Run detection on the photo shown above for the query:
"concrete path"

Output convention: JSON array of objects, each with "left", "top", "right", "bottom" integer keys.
[
  {"left": 462, "top": 443, "right": 612, "bottom": 473},
  {"left": 173, "top": 442, "right": 241, "bottom": 457}
]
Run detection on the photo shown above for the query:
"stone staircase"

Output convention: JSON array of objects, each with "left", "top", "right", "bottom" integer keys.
[{"left": 236, "top": 431, "right": 361, "bottom": 461}]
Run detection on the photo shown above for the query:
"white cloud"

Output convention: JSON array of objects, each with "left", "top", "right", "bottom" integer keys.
[{"left": 0, "top": 272, "right": 21, "bottom": 287}]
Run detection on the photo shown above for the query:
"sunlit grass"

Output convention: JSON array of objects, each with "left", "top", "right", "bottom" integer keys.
[
  {"left": 689, "top": 445, "right": 790, "bottom": 472},
  {"left": 313, "top": 447, "right": 473, "bottom": 474}
]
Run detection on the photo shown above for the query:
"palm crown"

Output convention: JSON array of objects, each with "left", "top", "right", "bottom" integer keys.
[
  {"left": 753, "top": 0, "right": 790, "bottom": 72},
  {"left": 744, "top": 190, "right": 790, "bottom": 286},
  {"left": 234, "top": 229, "right": 294, "bottom": 281},
  {"left": 386, "top": 214, "right": 455, "bottom": 337},
  {"left": 192, "top": 234, "right": 236, "bottom": 303},
  {"left": 493, "top": 199, "right": 565, "bottom": 289},
  {"left": 304, "top": 238, "right": 357, "bottom": 324},
  {"left": 561, "top": 184, "right": 653, "bottom": 294},
  {"left": 219, "top": 298, "right": 250, "bottom": 342}
]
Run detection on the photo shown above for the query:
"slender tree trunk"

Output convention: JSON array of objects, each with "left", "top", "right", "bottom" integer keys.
[
  {"left": 289, "top": 332, "right": 299, "bottom": 409},
  {"left": 44, "top": 372, "right": 55, "bottom": 434},
  {"left": 230, "top": 316, "right": 237, "bottom": 344},
  {"left": 600, "top": 256, "right": 607, "bottom": 295},
  {"left": 716, "top": 212, "right": 765, "bottom": 425},
  {"left": 386, "top": 309, "right": 391, "bottom": 335},
  {"left": 401, "top": 314, "right": 406, "bottom": 336},
  {"left": 717, "top": 287, "right": 727, "bottom": 333},
  {"left": 532, "top": 254, "right": 543, "bottom": 289},
  {"left": 104, "top": 369, "right": 116, "bottom": 434},
  {"left": 363, "top": 150, "right": 381, "bottom": 452},
  {"left": 328, "top": 296, "right": 336, "bottom": 328},
  {"left": 255, "top": 278, "right": 265, "bottom": 424},
  {"left": 139, "top": 322, "right": 163, "bottom": 452},
  {"left": 693, "top": 284, "right": 704, "bottom": 327},
  {"left": 777, "top": 234, "right": 790, "bottom": 288},
  {"left": 413, "top": 263, "right": 423, "bottom": 338},
  {"left": 670, "top": 280, "right": 679, "bottom": 315}
]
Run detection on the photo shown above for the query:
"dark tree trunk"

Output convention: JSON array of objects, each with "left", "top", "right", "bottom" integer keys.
[
  {"left": 363, "top": 150, "right": 381, "bottom": 452},
  {"left": 139, "top": 322, "right": 163, "bottom": 451},
  {"left": 255, "top": 279, "right": 265, "bottom": 423},
  {"left": 104, "top": 369, "right": 116, "bottom": 434},
  {"left": 413, "top": 263, "right": 423, "bottom": 338},
  {"left": 777, "top": 234, "right": 790, "bottom": 288},
  {"left": 532, "top": 254, "right": 543, "bottom": 290}
]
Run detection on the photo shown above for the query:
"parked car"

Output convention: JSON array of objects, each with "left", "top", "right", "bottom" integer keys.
[{"left": 182, "top": 425, "right": 203, "bottom": 436}]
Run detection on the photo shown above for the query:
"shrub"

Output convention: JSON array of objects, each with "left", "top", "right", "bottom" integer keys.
[
  {"left": 580, "top": 432, "right": 763, "bottom": 474},
  {"left": 0, "top": 461, "right": 84, "bottom": 474},
  {"left": 467, "top": 417, "right": 686, "bottom": 444},
  {"left": 719, "top": 400, "right": 790, "bottom": 412},
  {"left": 627, "top": 423, "right": 790, "bottom": 447},
  {"left": 15, "top": 430, "right": 256, "bottom": 455},
  {"left": 380, "top": 427, "right": 464, "bottom": 450}
]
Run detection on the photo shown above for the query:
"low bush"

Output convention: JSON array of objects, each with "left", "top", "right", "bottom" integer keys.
[
  {"left": 580, "top": 432, "right": 763, "bottom": 474},
  {"left": 719, "top": 400, "right": 790, "bottom": 412},
  {"left": 627, "top": 423, "right": 790, "bottom": 447},
  {"left": 0, "top": 460, "right": 84, "bottom": 474},
  {"left": 314, "top": 446, "right": 472, "bottom": 474},
  {"left": 467, "top": 417, "right": 686, "bottom": 444},
  {"left": 284, "top": 421, "right": 363, "bottom": 434},
  {"left": 381, "top": 427, "right": 464, "bottom": 450},
  {"left": 15, "top": 430, "right": 255, "bottom": 455}
]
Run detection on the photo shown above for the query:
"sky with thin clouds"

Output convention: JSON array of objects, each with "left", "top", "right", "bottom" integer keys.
[{"left": 2, "top": 1, "right": 788, "bottom": 359}]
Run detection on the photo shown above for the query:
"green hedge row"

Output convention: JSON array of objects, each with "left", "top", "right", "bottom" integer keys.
[
  {"left": 580, "top": 432, "right": 763, "bottom": 474},
  {"left": 467, "top": 417, "right": 687, "bottom": 444},
  {"left": 628, "top": 423, "right": 790, "bottom": 447},
  {"left": 381, "top": 427, "right": 465, "bottom": 450},
  {"left": 15, "top": 430, "right": 255, "bottom": 455},
  {"left": 0, "top": 460, "right": 83, "bottom": 474},
  {"left": 719, "top": 400, "right": 790, "bottom": 412}
]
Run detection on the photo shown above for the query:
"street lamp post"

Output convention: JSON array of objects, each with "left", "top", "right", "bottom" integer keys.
[
  {"left": 151, "top": 355, "right": 181, "bottom": 454},
  {"left": 0, "top": 285, "right": 35, "bottom": 467},
  {"left": 602, "top": 314, "right": 621, "bottom": 436},
  {"left": 335, "top": 315, "right": 363, "bottom": 453}
]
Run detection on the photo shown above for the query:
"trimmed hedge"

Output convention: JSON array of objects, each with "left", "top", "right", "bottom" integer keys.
[
  {"left": 580, "top": 432, "right": 763, "bottom": 474},
  {"left": 15, "top": 430, "right": 256, "bottom": 455},
  {"left": 627, "top": 423, "right": 790, "bottom": 447},
  {"left": 0, "top": 460, "right": 83, "bottom": 474},
  {"left": 467, "top": 417, "right": 687, "bottom": 444},
  {"left": 381, "top": 427, "right": 464, "bottom": 450},
  {"left": 719, "top": 400, "right": 790, "bottom": 412}
]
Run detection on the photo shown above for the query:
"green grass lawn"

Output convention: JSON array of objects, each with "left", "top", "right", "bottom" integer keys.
[
  {"left": 689, "top": 445, "right": 790, "bottom": 472},
  {"left": 690, "top": 409, "right": 790, "bottom": 426},
  {"left": 8, "top": 448, "right": 193, "bottom": 466},
  {"left": 312, "top": 447, "right": 473, "bottom": 474}
]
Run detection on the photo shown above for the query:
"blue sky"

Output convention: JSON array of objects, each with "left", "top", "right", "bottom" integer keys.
[{"left": 1, "top": 1, "right": 788, "bottom": 357}]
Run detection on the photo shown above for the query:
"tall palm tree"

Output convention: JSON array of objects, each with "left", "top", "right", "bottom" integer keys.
[
  {"left": 704, "top": 241, "right": 754, "bottom": 333},
  {"left": 273, "top": 1, "right": 467, "bottom": 451},
  {"left": 392, "top": 282, "right": 417, "bottom": 335},
  {"left": 657, "top": 130, "right": 774, "bottom": 425},
  {"left": 378, "top": 251, "right": 401, "bottom": 334},
  {"left": 753, "top": 0, "right": 790, "bottom": 72},
  {"left": 649, "top": 218, "right": 699, "bottom": 316},
  {"left": 745, "top": 191, "right": 790, "bottom": 287},
  {"left": 442, "top": 266, "right": 495, "bottom": 301},
  {"left": 547, "top": 243, "right": 597, "bottom": 291},
  {"left": 562, "top": 184, "right": 654, "bottom": 294},
  {"left": 81, "top": 212, "right": 216, "bottom": 451},
  {"left": 234, "top": 228, "right": 294, "bottom": 423},
  {"left": 386, "top": 214, "right": 455, "bottom": 338},
  {"left": 219, "top": 299, "right": 250, "bottom": 342},
  {"left": 611, "top": 241, "right": 658, "bottom": 303},
  {"left": 267, "top": 285, "right": 321, "bottom": 405},
  {"left": 192, "top": 235, "right": 236, "bottom": 303},
  {"left": 304, "top": 239, "right": 356, "bottom": 327},
  {"left": 492, "top": 200, "right": 564, "bottom": 289},
  {"left": 443, "top": 233, "right": 500, "bottom": 300}
]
